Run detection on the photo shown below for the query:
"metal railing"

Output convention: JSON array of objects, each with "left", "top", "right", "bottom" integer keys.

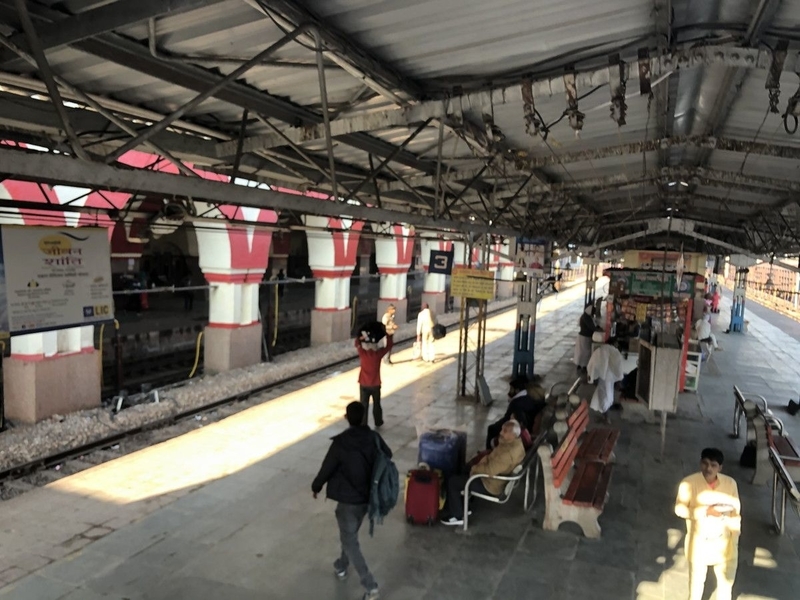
[{"left": 768, "top": 446, "right": 800, "bottom": 535}]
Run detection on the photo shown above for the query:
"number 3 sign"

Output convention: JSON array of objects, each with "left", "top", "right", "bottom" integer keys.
[{"left": 428, "top": 249, "right": 454, "bottom": 275}]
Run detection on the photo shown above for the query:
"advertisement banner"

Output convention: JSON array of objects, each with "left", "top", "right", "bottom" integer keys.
[{"left": 0, "top": 226, "right": 114, "bottom": 334}]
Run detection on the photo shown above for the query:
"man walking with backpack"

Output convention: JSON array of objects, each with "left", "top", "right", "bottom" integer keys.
[{"left": 312, "top": 402, "right": 395, "bottom": 600}]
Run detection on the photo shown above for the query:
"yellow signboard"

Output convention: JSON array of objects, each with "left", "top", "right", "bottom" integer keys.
[
  {"left": 636, "top": 303, "right": 649, "bottom": 322},
  {"left": 451, "top": 268, "right": 495, "bottom": 300}
]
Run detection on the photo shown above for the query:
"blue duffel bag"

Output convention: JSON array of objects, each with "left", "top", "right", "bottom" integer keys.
[{"left": 418, "top": 429, "right": 466, "bottom": 478}]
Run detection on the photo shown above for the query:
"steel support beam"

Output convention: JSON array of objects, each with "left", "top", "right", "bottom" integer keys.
[
  {"left": 374, "top": 165, "right": 800, "bottom": 201},
  {"left": 0, "top": 147, "right": 517, "bottom": 235},
  {"left": 0, "top": 0, "right": 223, "bottom": 64},
  {"left": 211, "top": 44, "right": 800, "bottom": 155},
  {"left": 0, "top": 1, "right": 440, "bottom": 176},
  {"left": 520, "top": 136, "right": 800, "bottom": 168},
  {"left": 248, "top": 0, "right": 421, "bottom": 101},
  {"left": 12, "top": 0, "right": 90, "bottom": 161},
  {"left": 106, "top": 24, "right": 312, "bottom": 163}
]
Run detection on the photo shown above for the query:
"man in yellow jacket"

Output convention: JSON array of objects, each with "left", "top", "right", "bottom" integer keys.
[
  {"left": 441, "top": 421, "right": 525, "bottom": 526},
  {"left": 674, "top": 448, "right": 741, "bottom": 600}
]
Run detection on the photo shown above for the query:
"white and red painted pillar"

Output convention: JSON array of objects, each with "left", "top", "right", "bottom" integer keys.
[
  {"left": 5, "top": 326, "right": 98, "bottom": 423},
  {"left": 0, "top": 175, "right": 131, "bottom": 422},
  {"left": 304, "top": 215, "right": 363, "bottom": 345},
  {"left": 374, "top": 224, "right": 414, "bottom": 324},
  {"left": 497, "top": 238, "right": 516, "bottom": 298},
  {"left": 193, "top": 205, "right": 277, "bottom": 374},
  {"left": 420, "top": 237, "right": 452, "bottom": 317}
]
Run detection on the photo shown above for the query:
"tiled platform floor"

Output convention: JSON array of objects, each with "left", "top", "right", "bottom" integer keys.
[{"left": 1, "top": 284, "right": 798, "bottom": 600}]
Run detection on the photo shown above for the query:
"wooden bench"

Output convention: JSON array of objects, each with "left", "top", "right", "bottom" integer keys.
[
  {"left": 537, "top": 401, "right": 617, "bottom": 539},
  {"left": 576, "top": 427, "right": 620, "bottom": 463},
  {"left": 461, "top": 436, "right": 544, "bottom": 532},
  {"left": 751, "top": 404, "right": 800, "bottom": 486},
  {"left": 553, "top": 401, "right": 619, "bottom": 463},
  {"left": 768, "top": 446, "right": 800, "bottom": 535}
]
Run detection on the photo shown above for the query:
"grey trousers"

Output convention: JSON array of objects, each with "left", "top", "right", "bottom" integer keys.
[{"left": 334, "top": 503, "right": 377, "bottom": 592}]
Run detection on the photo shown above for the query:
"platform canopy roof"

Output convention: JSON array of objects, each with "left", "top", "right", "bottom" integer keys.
[{"left": 1, "top": 1, "right": 800, "bottom": 255}]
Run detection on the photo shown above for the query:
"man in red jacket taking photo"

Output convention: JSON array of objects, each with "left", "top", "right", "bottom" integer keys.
[{"left": 355, "top": 327, "right": 393, "bottom": 428}]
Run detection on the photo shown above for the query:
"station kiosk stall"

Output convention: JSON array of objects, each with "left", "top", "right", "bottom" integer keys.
[{"left": 599, "top": 268, "right": 707, "bottom": 400}]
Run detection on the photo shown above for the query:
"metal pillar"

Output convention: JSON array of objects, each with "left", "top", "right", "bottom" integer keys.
[
  {"left": 457, "top": 296, "right": 489, "bottom": 404},
  {"left": 456, "top": 235, "right": 491, "bottom": 405},
  {"left": 512, "top": 268, "right": 540, "bottom": 379},
  {"left": 729, "top": 268, "right": 749, "bottom": 333},
  {"left": 584, "top": 262, "right": 598, "bottom": 307}
]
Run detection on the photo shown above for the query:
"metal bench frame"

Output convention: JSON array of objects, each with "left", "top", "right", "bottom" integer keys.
[
  {"left": 732, "top": 385, "right": 768, "bottom": 439},
  {"left": 748, "top": 403, "right": 794, "bottom": 486},
  {"left": 768, "top": 446, "right": 800, "bottom": 535},
  {"left": 460, "top": 435, "right": 544, "bottom": 532}
]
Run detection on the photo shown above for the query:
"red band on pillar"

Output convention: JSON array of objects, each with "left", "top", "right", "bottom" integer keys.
[
  {"left": 377, "top": 266, "right": 411, "bottom": 275},
  {"left": 203, "top": 273, "right": 249, "bottom": 284},
  {"left": 311, "top": 269, "right": 352, "bottom": 278},
  {"left": 207, "top": 321, "right": 261, "bottom": 329}
]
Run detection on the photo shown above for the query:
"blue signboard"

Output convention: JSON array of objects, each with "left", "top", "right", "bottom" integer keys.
[{"left": 428, "top": 249, "right": 454, "bottom": 275}]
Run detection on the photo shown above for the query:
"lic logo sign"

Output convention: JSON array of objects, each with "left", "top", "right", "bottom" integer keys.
[{"left": 83, "top": 305, "right": 111, "bottom": 318}]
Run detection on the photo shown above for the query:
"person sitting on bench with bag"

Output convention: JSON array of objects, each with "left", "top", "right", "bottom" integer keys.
[{"left": 441, "top": 421, "right": 525, "bottom": 526}]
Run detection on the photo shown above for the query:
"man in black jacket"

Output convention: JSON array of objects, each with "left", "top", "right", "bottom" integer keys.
[
  {"left": 485, "top": 375, "right": 546, "bottom": 449},
  {"left": 312, "top": 402, "right": 391, "bottom": 600}
]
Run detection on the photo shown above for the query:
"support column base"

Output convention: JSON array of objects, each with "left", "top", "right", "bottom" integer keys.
[
  {"left": 497, "top": 281, "right": 514, "bottom": 299},
  {"left": 377, "top": 298, "right": 407, "bottom": 325},
  {"left": 3, "top": 352, "right": 101, "bottom": 423},
  {"left": 311, "top": 309, "right": 352, "bottom": 346},
  {"left": 204, "top": 323, "right": 263, "bottom": 375},
  {"left": 421, "top": 292, "right": 446, "bottom": 318}
]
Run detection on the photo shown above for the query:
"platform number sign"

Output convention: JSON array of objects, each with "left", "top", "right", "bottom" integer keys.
[{"left": 428, "top": 249, "right": 454, "bottom": 275}]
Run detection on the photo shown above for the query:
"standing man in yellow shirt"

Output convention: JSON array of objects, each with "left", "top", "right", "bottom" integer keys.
[{"left": 674, "top": 448, "right": 741, "bottom": 600}]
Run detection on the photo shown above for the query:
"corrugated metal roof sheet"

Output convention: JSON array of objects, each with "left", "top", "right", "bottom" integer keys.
[
  {"left": 1, "top": 0, "right": 800, "bottom": 250},
  {"left": 311, "top": 0, "right": 653, "bottom": 78}
]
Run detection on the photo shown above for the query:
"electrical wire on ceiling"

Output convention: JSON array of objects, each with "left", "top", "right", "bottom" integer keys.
[{"left": 532, "top": 84, "right": 607, "bottom": 141}]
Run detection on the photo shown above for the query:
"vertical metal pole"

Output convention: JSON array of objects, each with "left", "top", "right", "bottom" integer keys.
[
  {"left": 660, "top": 410, "right": 667, "bottom": 462},
  {"left": 434, "top": 119, "right": 445, "bottom": 220},
  {"left": 230, "top": 108, "right": 249, "bottom": 185},
  {"left": 312, "top": 28, "right": 338, "bottom": 202},
  {"left": 0, "top": 351, "right": 4, "bottom": 432},
  {"left": 368, "top": 155, "right": 382, "bottom": 208},
  {"left": 458, "top": 296, "right": 467, "bottom": 397},
  {"left": 114, "top": 321, "right": 124, "bottom": 395}
]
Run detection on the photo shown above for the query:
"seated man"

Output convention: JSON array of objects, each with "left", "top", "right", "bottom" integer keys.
[
  {"left": 695, "top": 313, "right": 722, "bottom": 352},
  {"left": 485, "top": 375, "right": 545, "bottom": 449},
  {"left": 441, "top": 421, "right": 526, "bottom": 526},
  {"left": 468, "top": 416, "right": 531, "bottom": 469}
]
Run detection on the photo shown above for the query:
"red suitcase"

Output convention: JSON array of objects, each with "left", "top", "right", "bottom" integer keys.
[{"left": 405, "top": 469, "right": 441, "bottom": 526}]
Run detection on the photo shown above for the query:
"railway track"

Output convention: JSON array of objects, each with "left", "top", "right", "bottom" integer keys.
[{"left": 0, "top": 303, "right": 513, "bottom": 497}]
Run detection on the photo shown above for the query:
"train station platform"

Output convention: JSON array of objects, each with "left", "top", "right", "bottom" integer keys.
[{"left": 1, "top": 285, "right": 799, "bottom": 600}]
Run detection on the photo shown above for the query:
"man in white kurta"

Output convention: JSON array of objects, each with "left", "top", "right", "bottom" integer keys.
[
  {"left": 675, "top": 448, "right": 741, "bottom": 600},
  {"left": 587, "top": 342, "right": 625, "bottom": 420},
  {"left": 695, "top": 313, "right": 721, "bottom": 350}
]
